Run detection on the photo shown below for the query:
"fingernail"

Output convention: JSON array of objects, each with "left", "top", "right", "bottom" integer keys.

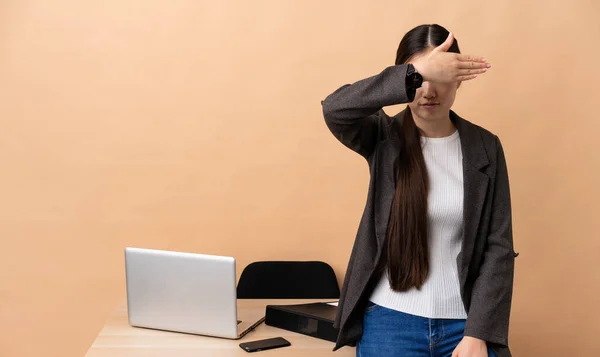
[{"left": 487, "top": 63, "right": 492, "bottom": 68}]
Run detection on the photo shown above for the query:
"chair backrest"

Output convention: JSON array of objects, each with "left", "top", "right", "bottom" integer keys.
[{"left": 237, "top": 261, "right": 340, "bottom": 299}]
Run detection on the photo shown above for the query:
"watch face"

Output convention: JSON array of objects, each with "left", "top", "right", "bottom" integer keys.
[
  {"left": 413, "top": 73, "right": 423, "bottom": 88},
  {"left": 410, "top": 73, "right": 423, "bottom": 89}
]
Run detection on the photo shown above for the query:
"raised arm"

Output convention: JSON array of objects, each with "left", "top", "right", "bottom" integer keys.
[{"left": 321, "top": 64, "right": 414, "bottom": 158}]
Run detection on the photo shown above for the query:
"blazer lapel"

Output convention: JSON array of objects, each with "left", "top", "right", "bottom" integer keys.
[{"left": 452, "top": 112, "right": 490, "bottom": 278}]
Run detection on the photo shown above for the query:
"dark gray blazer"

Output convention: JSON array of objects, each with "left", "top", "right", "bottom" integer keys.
[{"left": 321, "top": 65, "right": 518, "bottom": 357}]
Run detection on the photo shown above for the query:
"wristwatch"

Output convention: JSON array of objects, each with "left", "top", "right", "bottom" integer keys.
[{"left": 406, "top": 64, "right": 423, "bottom": 90}]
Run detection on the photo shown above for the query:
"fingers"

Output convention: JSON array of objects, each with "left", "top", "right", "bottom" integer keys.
[
  {"left": 455, "top": 64, "right": 490, "bottom": 81},
  {"left": 458, "top": 67, "right": 488, "bottom": 76},
  {"left": 456, "top": 74, "right": 479, "bottom": 81},
  {"left": 457, "top": 60, "right": 491, "bottom": 70},
  {"left": 457, "top": 54, "right": 487, "bottom": 63},
  {"left": 434, "top": 32, "right": 454, "bottom": 53}
]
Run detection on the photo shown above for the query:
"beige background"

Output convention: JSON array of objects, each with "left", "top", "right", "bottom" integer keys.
[{"left": 1, "top": 1, "right": 599, "bottom": 356}]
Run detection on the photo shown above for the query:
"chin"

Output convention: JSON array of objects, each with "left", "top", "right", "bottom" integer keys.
[
  {"left": 416, "top": 109, "right": 441, "bottom": 120},
  {"left": 413, "top": 106, "right": 449, "bottom": 121}
]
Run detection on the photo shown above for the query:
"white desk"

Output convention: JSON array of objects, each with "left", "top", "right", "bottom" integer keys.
[{"left": 84, "top": 299, "right": 356, "bottom": 357}]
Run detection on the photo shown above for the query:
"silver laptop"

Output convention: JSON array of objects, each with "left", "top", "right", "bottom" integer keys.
[{"left": 124, "top": 247, "right": 265, "bottom": 339}]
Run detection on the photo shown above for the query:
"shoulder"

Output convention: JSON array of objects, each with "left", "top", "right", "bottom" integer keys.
[
  {"left": 455, "top": 113, "right": 498, "bottom": 141},
  {"left": 452, "top": 111, "right": 504, "bottom": 158}
]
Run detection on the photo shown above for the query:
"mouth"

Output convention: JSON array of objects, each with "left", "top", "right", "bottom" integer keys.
[{"left": 420, "top": 103, "right": 440, "bottom": 109}]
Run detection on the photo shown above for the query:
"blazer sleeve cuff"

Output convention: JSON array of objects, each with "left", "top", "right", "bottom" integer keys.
[{"left": 463, "top": 326, "right": 509, "bottom": 347}]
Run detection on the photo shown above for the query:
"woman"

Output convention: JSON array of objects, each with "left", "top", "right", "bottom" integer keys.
[{"left": 321, "top": 24, "right": 517, "bottom": 357}]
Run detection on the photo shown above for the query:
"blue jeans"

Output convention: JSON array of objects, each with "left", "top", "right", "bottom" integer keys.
[{"left": 357, "top": 302, "right": 497, "bottom": 357}]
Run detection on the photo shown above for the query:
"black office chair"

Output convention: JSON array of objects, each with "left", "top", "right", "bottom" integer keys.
[{"left": 237, "top": 261, "right": 340, "bottom": 299}]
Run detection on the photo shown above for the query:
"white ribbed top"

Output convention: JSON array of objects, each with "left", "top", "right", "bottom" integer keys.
[{"left": 369, "top": 129, "right": 467, "bottom": 319}]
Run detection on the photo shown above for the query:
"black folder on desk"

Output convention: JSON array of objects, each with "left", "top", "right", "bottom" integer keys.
[{"left": 265, "top": 302, "right": 339, "bottom": 342}]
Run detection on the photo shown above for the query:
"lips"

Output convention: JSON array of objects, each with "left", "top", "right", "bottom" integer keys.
[{"left": 421, "top": 103, "right": 439, "bottom": 107}]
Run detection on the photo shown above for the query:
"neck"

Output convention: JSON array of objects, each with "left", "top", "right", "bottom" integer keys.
[{"left": 412, "top": 112, "right": 456, "bottom": 138}]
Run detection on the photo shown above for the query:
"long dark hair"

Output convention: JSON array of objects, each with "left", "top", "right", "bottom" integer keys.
[{"left": 383, "top": 24, "right": 461, "bottom": 291}]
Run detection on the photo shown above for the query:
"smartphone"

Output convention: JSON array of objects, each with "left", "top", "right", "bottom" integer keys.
[{"left": 239, "top": 337, "right": 291, "bottom": 352}]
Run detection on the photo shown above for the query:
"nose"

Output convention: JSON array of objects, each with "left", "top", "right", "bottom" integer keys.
[{"left": 420, "top": 81, "right": 436, "bottom": 99}]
